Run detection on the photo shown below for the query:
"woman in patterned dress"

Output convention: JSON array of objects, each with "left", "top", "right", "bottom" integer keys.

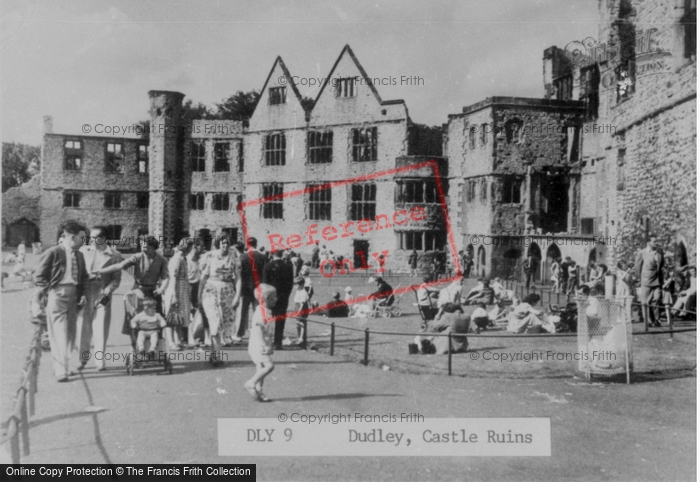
[
  {"left": 198, "top": 235, "right": 240, "bottom": 365},
  {"left": 164, "top": 238, "right": 193, "bottom": 350}
]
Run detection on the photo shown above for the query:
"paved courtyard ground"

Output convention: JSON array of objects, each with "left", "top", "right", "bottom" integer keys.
[{"left": 1, "top": 252, "right": 696, "bottom": 481}]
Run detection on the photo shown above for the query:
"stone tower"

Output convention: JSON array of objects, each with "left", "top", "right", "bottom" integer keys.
[{"left": 148, "top": 90, "right": 185, "bottom": 245}]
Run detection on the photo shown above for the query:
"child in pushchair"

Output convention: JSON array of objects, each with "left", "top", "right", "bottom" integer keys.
[{"left": 127, "top": 298, "right": 171, "bottom": 374}]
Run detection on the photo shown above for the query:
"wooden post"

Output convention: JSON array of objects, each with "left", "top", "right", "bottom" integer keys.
[
  {"left": 447, "top": 333, "right": 453, "bottom": 376},
  {"left": 643, "top": 301, "right": 649, "bottom": 333},
  {"left": 330, "top": 322, "right": 335, "bottom": 356},
  {"left": 303, "top": 318, "right": 308, "bottom": 347},
  {"left": 363, "top": 329, "right": 370, "bottom": 366},
  {"left": 10, "top": 419, "right": 20, "bottom": 463},
  {"left": 28, "top": 367, "right": 36, "bottom": 417},
  {"left": 19, "top": 391, "right": 29, "bottom": 456}
]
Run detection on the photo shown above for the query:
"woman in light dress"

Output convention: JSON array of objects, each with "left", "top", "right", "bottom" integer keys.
[
  {"left": 198, "top": 235, "right": 240, "bottom": 365},
  {"left": 163, "top": 238, "right": 193, "bottom": 350}
]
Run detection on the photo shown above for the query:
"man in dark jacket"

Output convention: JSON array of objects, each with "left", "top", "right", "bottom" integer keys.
[
  {"left": 34, "top": 220, "right": 89, "bottom": 382},
  {"left": 236, "top": 237, "right": 268, "bottom": 339},
  {"left": 263, "top": 249, "right": 294, "bottom": 349}
]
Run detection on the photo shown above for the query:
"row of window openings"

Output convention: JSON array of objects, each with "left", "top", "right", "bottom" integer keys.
[
  {"left": 190, "top": 142, "right": 243, "bottom": 173},
  {"left": 262, "top": 128, "right": 378, "bottom": 166},
  {"left": 64, "top": 141, "right": 148, "bottom": 173},
  {"left": 260, "top": 182, "right": 376, "bottom": 221},
  {"left": 258, "top": 181, "right": 439, "bottom": 221},
  {"left": 189, "top": 193, "right": 243, "bottom": 212},
  {"left": 63, "top": 192, "right": 148, "bottom": 209},
  {"left": 468, "top": 120, "right": 525, "bottom": 149},
  {"left": 466, "top": 178, "right": 521, "bottom": 204},
  {"left": 268, "top": 78, "right": 358, "bottom": 106}
]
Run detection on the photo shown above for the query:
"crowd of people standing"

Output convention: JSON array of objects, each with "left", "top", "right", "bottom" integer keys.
[{"left": 31, "top": 220, "right": 323, "bottom": 383}]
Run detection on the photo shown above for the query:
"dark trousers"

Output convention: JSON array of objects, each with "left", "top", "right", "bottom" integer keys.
[
  {"left": 525, "top": 271, "right": 533, "bottom": 288},
  {"left": 236, "top": 292, "right": 259, "bottom": 337},
  {"left": 272, "top": 295, "right": 290, "bottom": 347},
  {"left": 640, "top": 285, "right": 662, "bottom": 325},
  {"left": 189, "top": 281, "right": 199, "bottom": 309}
]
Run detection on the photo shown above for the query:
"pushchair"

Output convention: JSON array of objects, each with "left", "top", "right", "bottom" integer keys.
[
  {"left": 548, "top": 302, "right": 578, "bottom": 333},
  {"left": 123, "top": 289, "right": 172, "bottom": 375},
  {"left": 125, "top": 324, "right": 172, "bottom": 375},
  {"left": 368, "top": 289, "right": 402, "bottom": 318}
]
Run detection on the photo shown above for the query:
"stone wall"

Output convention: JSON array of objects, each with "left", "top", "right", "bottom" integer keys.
[
  {"left": 185, "top": 120, "right": 244, "bottom": 241},
  {"left": 241, "top": 46, "right": 426, "bottom": 272},
  {"left": 40, "top": 133, "right": 149, "bottom": 247},
  {"left": 2, "top": 176, "right": 41, "bottom": 246},
  {"left": 562, "top": 0, "right": 698, "bottom": 267}
]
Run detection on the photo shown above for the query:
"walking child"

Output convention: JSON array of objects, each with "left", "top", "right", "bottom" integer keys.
[
  {"left": 293, "top": 276, "right": 310, "bottom": 348},
  {"left": 244, "top": 284, "right": 277, "bottom": 402}
]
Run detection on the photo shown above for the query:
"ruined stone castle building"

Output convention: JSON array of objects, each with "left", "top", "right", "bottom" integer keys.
[
  {"left": 544, "top": 0, "right": 696, "bottom": 273},
  {"left": 449, "top": 0, "right": 696, "bottom": 280},
  {"left": 34, "top": 46, "right": 444, "bottom": 272},
  {"left": 24, "top": 0, "right": 695, "bottom": 276},
  {"left": 446, "top": 97, "right": 590, "bottom": 281}
]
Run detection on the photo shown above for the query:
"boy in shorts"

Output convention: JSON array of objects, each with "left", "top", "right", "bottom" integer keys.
[
  {"left": 130, "top": 298, "right": 166, "bottom": 356},
  {"left": 293, "top": 276, "right": 310, "bottom": 348},
  {"left": 244, "top": 284, "right": 277, "bottom": 402}
]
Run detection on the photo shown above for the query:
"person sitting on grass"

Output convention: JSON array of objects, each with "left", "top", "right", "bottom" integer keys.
[
  {"left": 507, "top": 294, "right": 555, "bottom": 334},
  {"left": 471, "top": 302, "right": 490, "bottom": 334},
  {"left": 244, "top": 284, "right": 276, "bottom": 402},
  {"left": 130, "top": 298, "right": 167, "bottom": 358},
  {"left": 465, "top": 278, "right": 495, "bottom": 305},
  {"left": 419, "top": 304, "right": 470, "bottom": 354},
  {"left": 466, "top": 277, "right": 485, "bottom": 299},
  {"left": 323, "top": 292, "right": 350, "bottom": 318},
  {"left": 673, "top": 266, "right": 697, "bottom": 318},
  {"left": 437, "top": 276, "right": 464, "bottom": 308}
]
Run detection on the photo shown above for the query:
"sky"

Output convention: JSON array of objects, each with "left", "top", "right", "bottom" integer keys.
[{"left": 0, "top": 0, "right": 599, "bottom": 145}]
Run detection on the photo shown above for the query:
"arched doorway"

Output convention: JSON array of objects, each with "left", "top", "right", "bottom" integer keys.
[
  {"left": 8, "top": 218, "right": 39, "bottom": 247},
  {"left": 526, "top": 242, "right": 542, "bottom": 282},
  {"left": 477, "top": 246, "right": 486, "bottom": 278},
  {"left": 503, "top": 248, "right": 521, "bottom": 280},
  {"left": 587, "top": 248, "right": 598, "bottom": 279},
  {"left": 545, "top": 244, "right": 562, "bottom": 284}
]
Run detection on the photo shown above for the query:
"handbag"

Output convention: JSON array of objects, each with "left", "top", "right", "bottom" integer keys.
[{"left": 166, "top": 310, "right": 184, "bottom": 327}]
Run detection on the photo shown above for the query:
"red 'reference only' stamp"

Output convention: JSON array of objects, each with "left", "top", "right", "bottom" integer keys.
[{"left": 239, "top": 159, "right": 461, "bottom": 323}]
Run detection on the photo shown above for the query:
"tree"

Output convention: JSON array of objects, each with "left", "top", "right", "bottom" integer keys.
[
  {"left": 134, "top": 91, "right": 260, "bottom": 138},
  {"left": 136, "top": 120, "right": 150, "bottom": 140},
  {"left": 2, "top": 142, "right": 40, "bottom": 192},
  {"left": 214, "top": 90, "right": 260, "bottom": 121},
  {"left": 182, "top": 100, "right": 216, "bottom": 122}
]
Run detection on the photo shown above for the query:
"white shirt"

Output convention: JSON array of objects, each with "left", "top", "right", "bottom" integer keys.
[
  {"left": 471, "top": 307, "right": 488, "bottom": 319},
  {"left": 186, "top": 251, "right": 201, "bottom": 284},
  {"left": 59, "top": 245, "right": 77, "bottom": 285},
  {"left": 294, "top": 288, "right": 309, "bottom": 305},
  {"left": 90, "top": 245, "right": 113, "bottom": 279}
]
